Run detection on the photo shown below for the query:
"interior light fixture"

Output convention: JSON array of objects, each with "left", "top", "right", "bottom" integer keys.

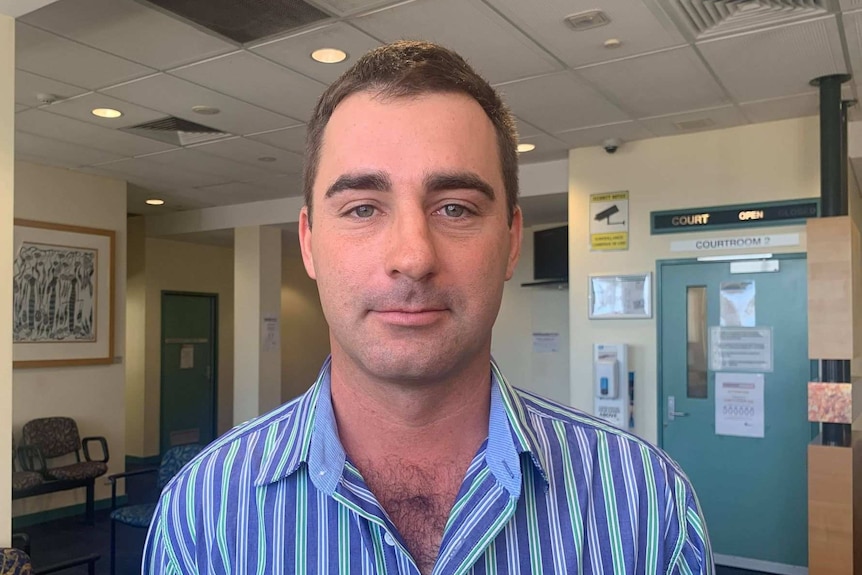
[
  {"left": 517, "top": 143, "right": 536, "bottom": 153},
  {"left": 311, "top": 48, "right": 348, "bottom": 64},
  {"left": 192, "top": 105, "right": 220, "bottom": 115},
  {"left": 145, "top": 198, "right": 166, "bottom": 206},
  {"left": 603, "top": 38, "right": 622, "bottom": 49},
  {"left": 91, "top": 108, "right": 123, "bottom": 119}
]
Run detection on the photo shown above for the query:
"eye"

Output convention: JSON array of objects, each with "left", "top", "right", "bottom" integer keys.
[
  {"left": 441, "top": 204, "right": 466, "bottom": 218},
  {"left": 351, "top": 205, "right": 376, "bottom": 218}
]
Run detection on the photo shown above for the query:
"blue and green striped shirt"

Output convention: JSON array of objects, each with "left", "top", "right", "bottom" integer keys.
[{"left": 143, "top": 358, "right": 713, "bottom": 574}]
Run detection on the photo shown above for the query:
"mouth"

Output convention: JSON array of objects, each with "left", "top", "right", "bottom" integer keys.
[{"left": 370, "top": 308, "right": 448, "bottom": 327}]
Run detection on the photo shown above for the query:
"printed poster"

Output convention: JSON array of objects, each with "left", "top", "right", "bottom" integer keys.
[
  {"left": 715, "top": 372, "right": 765, "bottom": 438},
  {"left": 590, "top": 191, "right": 629, "bottom": 251}
]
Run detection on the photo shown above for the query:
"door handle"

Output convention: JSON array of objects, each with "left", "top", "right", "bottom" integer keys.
[{"left": 668, "top": 396, "right": 689, "bottom": 421}]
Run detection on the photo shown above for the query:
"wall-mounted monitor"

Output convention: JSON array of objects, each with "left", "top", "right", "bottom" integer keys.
[{"left": 525, "top": 225, "right": 567, "bottom": 286}]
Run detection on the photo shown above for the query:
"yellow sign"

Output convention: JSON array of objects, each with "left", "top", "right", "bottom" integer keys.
[{"left": 590, "top": 191, "right": 629, "bottom": 251}]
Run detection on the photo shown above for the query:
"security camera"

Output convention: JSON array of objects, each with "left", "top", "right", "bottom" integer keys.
[{"left": 603, "top": 138, "right": 621, "bottom": 154}]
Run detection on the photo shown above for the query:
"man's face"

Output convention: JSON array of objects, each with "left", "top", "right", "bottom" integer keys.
[{"left": 299, "top": 91, "right": 522, "bottom": 383}]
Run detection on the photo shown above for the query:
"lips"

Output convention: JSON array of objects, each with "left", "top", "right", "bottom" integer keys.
[{"left": 370, "top": 308, "right": 448, "bottom": 327}]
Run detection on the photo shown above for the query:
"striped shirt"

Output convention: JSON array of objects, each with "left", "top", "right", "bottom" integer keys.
[{"left": 143, "top": 358, "right": 713, "bottom": 574}]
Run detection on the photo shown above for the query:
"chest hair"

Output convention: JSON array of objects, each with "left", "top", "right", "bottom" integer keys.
[{"left": 360, "top": 459, "right": 467, "bottom": 575}]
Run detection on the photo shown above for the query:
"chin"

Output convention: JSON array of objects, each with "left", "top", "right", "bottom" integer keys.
[{"left": 348, "top": 343, "right": 477, "bottom": 384}]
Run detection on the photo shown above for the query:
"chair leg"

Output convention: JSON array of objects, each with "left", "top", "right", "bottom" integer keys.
[
  {"left": 110, "top": 519, "right": 116, "bottom": 575},
  {"left": 85, "top": 480, "right": 95, "bottom": 525}
]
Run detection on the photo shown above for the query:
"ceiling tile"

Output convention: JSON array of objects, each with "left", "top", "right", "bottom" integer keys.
[
  {"left": 698, "top": 16, "right": 847, "bottom": 102},
  {"left": 15, "top": 69, "right": 88, "bottom": 107},
  {"left": 739, "top": 92, "right": 819, "bottom": 124},
  {"left": 516, "top": 133, "right": 569, "bottom": 164},
  {"left": 841, "top": 1, "right": 862, "bottom": 9},
  {"left": 246, "top": 125, "right": 307, "bottom": 153},
  {"left": 15, "top": 108, "right": 176, "bottom": 156},
  {"left": 16, "top": 22, "right": 154, "bottom": 89},
  {"left": 352, "top": 0, "right": 561, "bottom": 84},
  {"left": 308, "top": 0, "right": 399, "bottom": 17},
  {"left": 639, "top": 105, "right": 748, "bottom": 137},
  {"left": 85, "top": 155, "right": 229, "bottom": 189},
  {"left": 191, "top": 137, "right": 304, "bottom": 174},
  {"left": 496, "top": 72, "right": 629, "bottom": 133},
  {"left": 15, "top": 104, "right": 29, "bottom": 113},
  {"left": 139, "top": 148, "right": 283, "bottom": 183},
  {"left": 488, "top": 0, "right": 686, "bottom": 68},
  {"left": 101, "top": 73, "right": 297, "bottom": 135},
  {"left": 182, "top": 181, "right": 289, "bottom": 205},
  {"left": 15, "top": 131, "right": 127, "bottom": 167},
  {"left": 843, "top": 11, "right": 862, "bottom": 90},
  {"left": 44, "top": 92, "right": 166, "bottom": 129},
  {"left": 126, "top": 183, "right": 211, "bottom": 214},
  {"left": 578, "top": 47, "right": 728, "bottom": 118},
  {"left": 20, "top": 0, "right": 236, "bottom": 69},
  {"left": 553, "top": 121, "right": 654, "bottom": 149},
  {"left": 251, "top": 22, "right": 380, "bottom": 84},
  {"left": 515, "top": 117, "right": 542, "bottom": 139},
  {"left": 170, "top": 51, "right": 326, "bottom": 122}
]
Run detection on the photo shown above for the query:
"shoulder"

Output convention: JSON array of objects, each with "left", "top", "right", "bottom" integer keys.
[{"left": 512, "top": 386, "right": 690, "bottom": 490}]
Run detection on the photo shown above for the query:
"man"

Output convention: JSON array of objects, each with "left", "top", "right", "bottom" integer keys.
[{"left": 143, "top": 41, "right": 713, "bottom": 574}]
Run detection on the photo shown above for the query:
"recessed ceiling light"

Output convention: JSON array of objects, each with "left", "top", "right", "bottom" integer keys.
[
  {"left": 311, "top": 48, "right": 348, "bottom": 64},
  {"left": 603, "top": 38, "right": 622, "bottom": 49},
  {"left": 192, "top": 105, "right": 220, "bottom": 115},
  {"left": 517, "top": 143, "right": 536, "bottom": 153},
  {"left": 145, "top": 198, "right": 165, "bottom": 206},
  {"left": 91, "top": 108, "right": 123, "bottom": 119}
]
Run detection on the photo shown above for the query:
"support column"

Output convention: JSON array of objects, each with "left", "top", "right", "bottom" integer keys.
[
  {"left": 233, "top": 226, "right": 282, "bottom": 425},
  {"left": 0, "top": 14, "right": 13, "bottom": 546}
]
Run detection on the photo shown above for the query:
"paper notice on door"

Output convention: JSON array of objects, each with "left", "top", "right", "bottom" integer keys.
[
  {"left": 532, "top": 332, "right": 560, "bottom": 353},
  {"left": 709, "top": 326, "right": 773, "bottom": 372},
  {"left": 262, "top": 315, "right": 279, "bottom": 352},
  {"left": 180, "top": 344, "right": 194, "bottom": 369},
  {"left": 719, "top": 281, "right": 755, "bottom": 327},
  {"left": 715, "top": 372, "right": 764, "bottom": 438}
]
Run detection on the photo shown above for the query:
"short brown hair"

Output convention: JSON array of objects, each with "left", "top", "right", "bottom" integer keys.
[{"left": 303, "top": 40, "right": 519, "bottom": 226}]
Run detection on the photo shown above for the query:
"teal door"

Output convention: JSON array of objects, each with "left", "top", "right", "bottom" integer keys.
[
  {"left": 160, "top": 292, "right": 217, "bottom": 456},
  {"left": 659, "top": 255, "right": 814, "bottom": 573}
]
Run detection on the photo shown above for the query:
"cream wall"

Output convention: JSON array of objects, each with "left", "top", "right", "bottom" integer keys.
[
  {"left": 13, "top": 161, "right": 127, "bottom": 516},
  {"left": 493, "top": 223, "right": 570, "bottom": 404},
  {"left": 134, "top": 236, "right": 234, "bottom": 456},
  {"left": 569, "top": 117, "right": 820, "bottom": 443},
  {"left": 281, "top": 233, "right": 329, "bottom": 401},
  {"left": 1, "top": 14, "right": 13, "bottom": 542}
]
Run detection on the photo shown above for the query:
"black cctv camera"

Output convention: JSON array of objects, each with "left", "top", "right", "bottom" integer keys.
[{"left": 603, "top": 138, "right": 621, "bottom": 154}]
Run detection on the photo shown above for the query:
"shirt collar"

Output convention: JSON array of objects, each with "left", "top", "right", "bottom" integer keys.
[{"left": 254, "top": 357, "right": 550, "bottom": 495}]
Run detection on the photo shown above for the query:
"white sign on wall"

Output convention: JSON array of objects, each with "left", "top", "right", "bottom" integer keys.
[{"left": 670, "top": 233, "right": 800, "bottom": 253}]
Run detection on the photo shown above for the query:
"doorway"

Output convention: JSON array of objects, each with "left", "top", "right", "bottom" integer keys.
[
  {"left": 658, "top": 255, "right": 814, "bottom": 574},
  {"left": 160, "top": 291, "right": 218, "bottom": 456}
]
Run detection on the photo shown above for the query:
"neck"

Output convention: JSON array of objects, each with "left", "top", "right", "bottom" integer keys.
[{"left": 329, "top": 353, "right": 492, "bottom": 466}]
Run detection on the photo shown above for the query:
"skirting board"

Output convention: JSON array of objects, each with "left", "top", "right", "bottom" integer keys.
[{"left": 715, "top": 554, "right": 807, "bottom": 575}]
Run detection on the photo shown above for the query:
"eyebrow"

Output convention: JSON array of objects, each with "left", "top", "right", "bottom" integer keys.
[
  {"left": 323, "top": 170, "right": 496, "bottom": 201},
  {"left": 325, "top": 171, "right": 392, "bottom": 199},
  {"left": 424, "top": 171, "right": 496, "bottom": 201}
]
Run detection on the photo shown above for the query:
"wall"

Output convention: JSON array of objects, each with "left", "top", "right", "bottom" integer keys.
[
  {"left": 493, "top": 223, "right": 570, "bottom": 404},
  {"left": 0, "top": 14, "right": 13, "bottom": 541},
  {"left": 13, "top": 160, "right": 127, "bottom": 515},
  {"left": 281, "top": 232, "right": 330, "bottom": 401},
  {"left": 135, "top": 236, "right": 234, "bottom": 456},
  {"left": 569, "top": 117, "right": 820, "bottom": 443}
]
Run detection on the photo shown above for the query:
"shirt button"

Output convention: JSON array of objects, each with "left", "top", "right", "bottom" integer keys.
[{"left": 383, "top": 532, "right": 396, "bottom": 546}]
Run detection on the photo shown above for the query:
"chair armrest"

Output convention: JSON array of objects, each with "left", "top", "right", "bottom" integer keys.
[
  {"left": 109, "top": 467, "right": 157, "bottom": 511},
  {"left": 34, "top": 553, "right": 100, "bottom": 575},
  {"left": 11, "top": 532, "right": 31, "bottom": 555},
  {"left": 17, "top": 445, "right": 47, "bottom": 475},
  {"left": 81, "top": 436, "right": 109, "bottom": 463}
]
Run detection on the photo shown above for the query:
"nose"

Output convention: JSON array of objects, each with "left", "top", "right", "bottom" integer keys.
[{"left": 384, "top": 209, "right": 438, "bottom": 281}]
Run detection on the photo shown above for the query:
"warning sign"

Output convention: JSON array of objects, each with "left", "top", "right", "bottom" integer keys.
[{"left": 590, "top": 191, "right": 629, "bottom": 251}]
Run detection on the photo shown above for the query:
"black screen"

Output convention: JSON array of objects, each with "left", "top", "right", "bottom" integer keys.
[{"left": 533, "top": 225, "right": 568, "bottom": 281}]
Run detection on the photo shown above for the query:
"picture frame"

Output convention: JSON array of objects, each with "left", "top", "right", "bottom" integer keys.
[
  {"left": 588, "top": 273, "right": 652, "bottom": 319},
  {"left": 12, "top": 219, "right": 115, "bottom": 368}
]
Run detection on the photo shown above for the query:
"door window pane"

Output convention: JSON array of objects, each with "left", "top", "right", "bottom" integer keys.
[{"left": 687, "top": 286, "right": 708, "bottom": 398}]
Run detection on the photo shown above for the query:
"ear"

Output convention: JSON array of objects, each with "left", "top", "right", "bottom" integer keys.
[
  {"left": 505, "top": 206, "right": 523, "bottom": 281},
  {"left": 299, "top": 206, "right": 317, "bottom": 280}
]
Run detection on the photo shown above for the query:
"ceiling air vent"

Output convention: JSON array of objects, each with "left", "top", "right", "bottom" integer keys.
[
  {"left": 565, "top": 10, "right": 611, "bottom": 32},
  {"left": 139, "top": 0, "right": 331, "bottom": 44},
  {"left": 121, "top": 116, "right": 231, "bottom": 146},
  {"left": 669, "top": 0, "right": 828, "bottom": 39}
]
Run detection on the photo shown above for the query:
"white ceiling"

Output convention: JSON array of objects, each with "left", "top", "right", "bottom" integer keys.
[{"left": 11, "top": 0, "right": 862, "bottom": 217}]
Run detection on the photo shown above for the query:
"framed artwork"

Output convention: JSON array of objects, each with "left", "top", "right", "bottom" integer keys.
[
  {"left": 12, "top": 219, "right": 115, "bottom": 368},
  {"left": 588, "top": 273, "right": 652, "bottom": 319}
]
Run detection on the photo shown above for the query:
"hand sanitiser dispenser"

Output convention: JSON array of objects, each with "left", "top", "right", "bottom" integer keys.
[{"left": 593, "top": 344, "right": 629, "bottom": 429}]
